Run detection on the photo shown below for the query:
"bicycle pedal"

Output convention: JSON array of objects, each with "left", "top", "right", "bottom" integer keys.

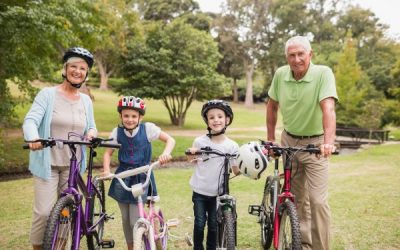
[
  {"left": 248, "top": 205, "right": 261, "bottom": 216},
  {"left": 106, "top": 213, "right": 115, "bottom": 221},
  {"left": 101, "top": 239, "right": 115, "bottom": 248},
  {"left": 166, "top": 218, "right": 180, "bottom": 228}
]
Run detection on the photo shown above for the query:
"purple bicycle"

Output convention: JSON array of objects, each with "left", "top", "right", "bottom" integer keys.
[{"left": 24, "top": 133, "right": 120, "bottom": 250}]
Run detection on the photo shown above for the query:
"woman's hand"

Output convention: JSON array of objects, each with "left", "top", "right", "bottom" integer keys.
[
  {"left": 86, "top": 129, "right": 97, "bottom": 141},
  {"left": 29, "top": 140, "right": 43, "bottom": 151}
]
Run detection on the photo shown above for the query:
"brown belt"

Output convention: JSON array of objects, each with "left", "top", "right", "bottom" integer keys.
[{"left": 285, "top": 130, "right": 323, "bottom": 140}]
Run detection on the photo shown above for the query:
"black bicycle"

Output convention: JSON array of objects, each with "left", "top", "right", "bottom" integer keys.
[
  {"left": 249, "top": 142, "right": 327, "bottom": 250},
  {"left": 24, "top": 133, "right": 120, "bottom": 250},
  {"left": 185, "top": 146, "right": 238, "bottom": 250}
]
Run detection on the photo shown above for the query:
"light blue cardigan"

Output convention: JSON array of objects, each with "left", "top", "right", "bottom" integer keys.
[{"left": 22, "top": 86, "right": 97, "bottom": 180}]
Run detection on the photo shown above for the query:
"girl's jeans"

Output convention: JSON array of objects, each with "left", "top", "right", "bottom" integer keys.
[{"left": 192, "top": 192, "right": 217, "bottom": 250}]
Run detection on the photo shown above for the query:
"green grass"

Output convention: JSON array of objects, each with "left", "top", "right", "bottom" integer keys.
[{"left": 1, "top": 144, "right": 399, "bottom": 249}]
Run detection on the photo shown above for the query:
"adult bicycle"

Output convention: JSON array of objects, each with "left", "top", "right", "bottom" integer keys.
[
  {"left": 248, "top": 142, "right": 326, "bottom": 250},
  {"left": 99, "top": 160, "right": 180, "bottom": 250},
  {"left": 185, "top": 146, "right": 238, "bottom": 250},
  {"left": 24, "top": 133, "right": 120, "bottom": 250}
]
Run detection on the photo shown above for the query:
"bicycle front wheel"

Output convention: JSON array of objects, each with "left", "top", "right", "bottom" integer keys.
[
  {"left": 278, "top": 200, "right": 301, "bottom": 250},
  {"left": 133, "top": 225, "right": 150, "bottom": 250},
  {"left": 153, "top": 208, "right": 168, "bottom": 250},
  {"left": 217, "top": 209, "right": 236, "bottom": 250},
  {"left": 42, "top": 195, "right": 76, "bottom": 250},
  {"left": 87, "top": 178, "right": 106, "bottom": 250},
  {"left": 260, "top": 176, "right": 276, "bottom": 249}
]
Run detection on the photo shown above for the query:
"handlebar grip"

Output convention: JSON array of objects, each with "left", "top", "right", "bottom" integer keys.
[
  {"left": 185, "top": 150, "right": 203, "bottom": 155},
  {"left": 100, "top": 142, "right": 121, "bottom": 149},
  {"left": 23, "top": 144, "right": 30, "bottom": 149}
]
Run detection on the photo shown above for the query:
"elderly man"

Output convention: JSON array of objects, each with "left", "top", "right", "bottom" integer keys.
[{"left": 266, "top": 36, "right": 338, "bottom": 250}]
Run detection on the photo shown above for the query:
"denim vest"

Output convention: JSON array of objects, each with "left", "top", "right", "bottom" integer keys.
[{"left": 108, "top": 124, "right": 157, "bottom": 203}]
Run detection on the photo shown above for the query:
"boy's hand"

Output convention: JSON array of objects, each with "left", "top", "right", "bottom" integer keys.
[
  {"left": 185, "top": 147, "right": 199, "bottom": 162},
  {"left": 158, "top": 154, "right": 172, "bottom": 165}
]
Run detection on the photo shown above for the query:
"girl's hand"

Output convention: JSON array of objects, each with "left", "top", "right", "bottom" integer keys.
[
  {"left": 158, "top": 154, "right": 172, "bottom": 165},
  {"left": 100, "top": 170, "right": 113, "bottom": 180}
]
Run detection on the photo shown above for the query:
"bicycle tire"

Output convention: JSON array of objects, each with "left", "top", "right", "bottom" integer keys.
[
  {"left": 42, "top": 195, "right": 76, "bottom": 250},
  {"left": 133, "top": 225, "right": 148, "bottom": 250},
  {"left": 154, "top": 208, "right": 168, "bottom": 250},
  {"left": 87, "top": 178, "right": 106, "bottom": 250},
  {"left": 217, "top": 209, "right": 236, "bottom": 250},
  {"left": 260, "top": 176, "right": 276, "bottom": 249},
  {"left": 278, "top": 200, "right": 301, "bottom": 250}
]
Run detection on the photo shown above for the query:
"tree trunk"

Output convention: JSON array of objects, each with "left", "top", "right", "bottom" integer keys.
[
  {"left": 97, "top": 61, "right": 109, "bottom": 90},
  {"left": 244, "top": 62, "right": 255, "bottom": 108},
  {"left": 232, "top": 78, "right": 239, "bottom": 103}
]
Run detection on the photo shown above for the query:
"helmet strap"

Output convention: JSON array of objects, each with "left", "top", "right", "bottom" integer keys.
[
  {"left": 118, "top": 123, "right": 140, "bottom": 132},
  {"left": 207, "top": 127, "right": 227, "bottom": 138},
  {"left": 62, "top": 71, "right": 88, "bottom": 89}
]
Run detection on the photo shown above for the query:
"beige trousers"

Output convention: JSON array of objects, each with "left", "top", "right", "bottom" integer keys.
[
  {"left": 30, "top": 166, "right": 69, "bottom": 245},
  {"left": 281, "top": 131, "right": 331, "bottom": 250}
]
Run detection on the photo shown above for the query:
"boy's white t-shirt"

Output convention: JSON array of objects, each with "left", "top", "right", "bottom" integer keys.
[
  {"left": 189, "top": 135, "right": 239, "bottom": 197},
  {"left": 108, "top": 122, "right": 161, "bottom": 143}
]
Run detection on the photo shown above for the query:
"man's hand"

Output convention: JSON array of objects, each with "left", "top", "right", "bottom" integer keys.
[{"left": 319, "top": 143, "right": 336, "bottom": 158}]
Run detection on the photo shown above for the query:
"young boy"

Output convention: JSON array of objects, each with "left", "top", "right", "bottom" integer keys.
[
  {"left": 187, "top": 100, "right": 240, "bottom": 250},
  {"left": 102, "top": 96, "right": 175, "bottom": 250}
]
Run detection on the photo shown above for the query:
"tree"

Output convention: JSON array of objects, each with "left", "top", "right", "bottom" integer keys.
[
  {"left": 88, "top": 0, "right": 142, "bottom": 90},
  {"left": 136, "top": 0, "right": 199, "bottom": 22},
  {"left": 0, "top": 1, "right": 94, "bottom": 127},
  {"left": 335, "top": 34, "right": 384, "bottom": 128},
  {"left": 119, "top": 20, "right": 224, "bottom": 126},
  {"left": 213, "top": 14, "right": 245, "bottom": 103},
  {"left": 221, "top": 0, "right": 272, "bottom": 107}
]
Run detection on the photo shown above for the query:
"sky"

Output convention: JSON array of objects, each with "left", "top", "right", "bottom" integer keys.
[{"left": 197, "top": 0, "right": 400, "bottom": 40}]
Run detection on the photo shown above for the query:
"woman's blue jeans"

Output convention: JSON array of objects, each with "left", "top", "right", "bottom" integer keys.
[{"left": 192, "top": 192, "right": 217, "bottom": 250}]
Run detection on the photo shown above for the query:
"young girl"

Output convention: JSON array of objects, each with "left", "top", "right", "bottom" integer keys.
[
  {"left": 187, "top": 100, "right": 240, "bottom": 250},
  {"left": 102, "top": 96, "right": 175, "bottom": 250}
]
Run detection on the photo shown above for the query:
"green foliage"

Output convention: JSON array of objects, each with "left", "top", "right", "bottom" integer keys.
[
  {"left": 136, "top": 0, "right": 199, "bottom": 22},
  {"left": 119, "top": 19, "right": 224, "bottom": 126}
]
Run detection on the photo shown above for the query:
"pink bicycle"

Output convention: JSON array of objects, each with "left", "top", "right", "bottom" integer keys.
[{"left": 101, "top": 161, "right": 179, "bottom": 250}]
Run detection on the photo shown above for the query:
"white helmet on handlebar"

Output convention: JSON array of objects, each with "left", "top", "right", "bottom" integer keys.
[{"left": 237, "top": 141, "right": 268, "bottom": 180}]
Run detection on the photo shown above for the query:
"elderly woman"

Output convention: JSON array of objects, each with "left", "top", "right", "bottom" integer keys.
[{"left": 23, "top": 47, "right": 97, "bottom": 250}]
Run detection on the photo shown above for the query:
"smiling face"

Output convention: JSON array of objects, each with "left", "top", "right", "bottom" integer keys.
[
  {"left": 65, "top": 59, "right": 89, "bottom": 85},
  {"left": 286, "top": 44, "right": 312, "bottom": 80},
  {"left": 120, "top": 108, "right": 142, "bottom": 130},
  {"left": 206, "top": 108, "right": 229, "bottom": 133}
]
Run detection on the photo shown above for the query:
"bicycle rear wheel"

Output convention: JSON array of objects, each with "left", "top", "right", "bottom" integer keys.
[
  {"left": 260, "top": 176, "right": 276, "bottom": 249},
  {"left": 42, "top": 195, "right": 76, "bottom": 250},
  {"left": 217, "top": 209, "right": 236, "bottom": 250},
  {"left": 87, "top": 178, "right": 106, "bottom": 250},
  {"left": 278, "top": 200, "right": 301, "bottom": 250}
]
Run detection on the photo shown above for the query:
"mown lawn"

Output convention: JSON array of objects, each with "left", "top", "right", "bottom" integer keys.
[{"left": 1, "top": 143, "right": 399, "bottom": 249}]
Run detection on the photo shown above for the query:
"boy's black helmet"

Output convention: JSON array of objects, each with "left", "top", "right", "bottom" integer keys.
[
  {"left": 63, "top": 47, "right": 94, "bottom": 68},
  {"left": 201, "top": 100, "right": 234, "bottom": 125}
]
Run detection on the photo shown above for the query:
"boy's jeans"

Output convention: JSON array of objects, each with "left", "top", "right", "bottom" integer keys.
[{"left": 192, "top": 192, "right": 217, "bottom": 250}]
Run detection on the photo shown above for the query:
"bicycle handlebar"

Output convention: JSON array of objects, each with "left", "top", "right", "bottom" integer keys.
[
  {"left": 184, "top": 147, "right": 237, "bottom": 158},
  {"left": 259, "top": 140, "right": 339, "bottom": 156},
  {"left": 23, "top": 137, "right": 121, "bottom": 150}
]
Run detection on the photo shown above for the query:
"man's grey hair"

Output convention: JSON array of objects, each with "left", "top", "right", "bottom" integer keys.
[{"left": 285, "top": 36, "right": 312, "bottom": 56}]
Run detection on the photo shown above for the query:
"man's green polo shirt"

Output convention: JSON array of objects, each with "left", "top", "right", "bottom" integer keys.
[{"left": 268, "top": 63, "right": 338, "bottom": 136}]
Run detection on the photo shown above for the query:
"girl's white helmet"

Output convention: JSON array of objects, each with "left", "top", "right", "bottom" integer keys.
[{"left": 237, "top": 141, "right": 268, "bottom": 180}]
